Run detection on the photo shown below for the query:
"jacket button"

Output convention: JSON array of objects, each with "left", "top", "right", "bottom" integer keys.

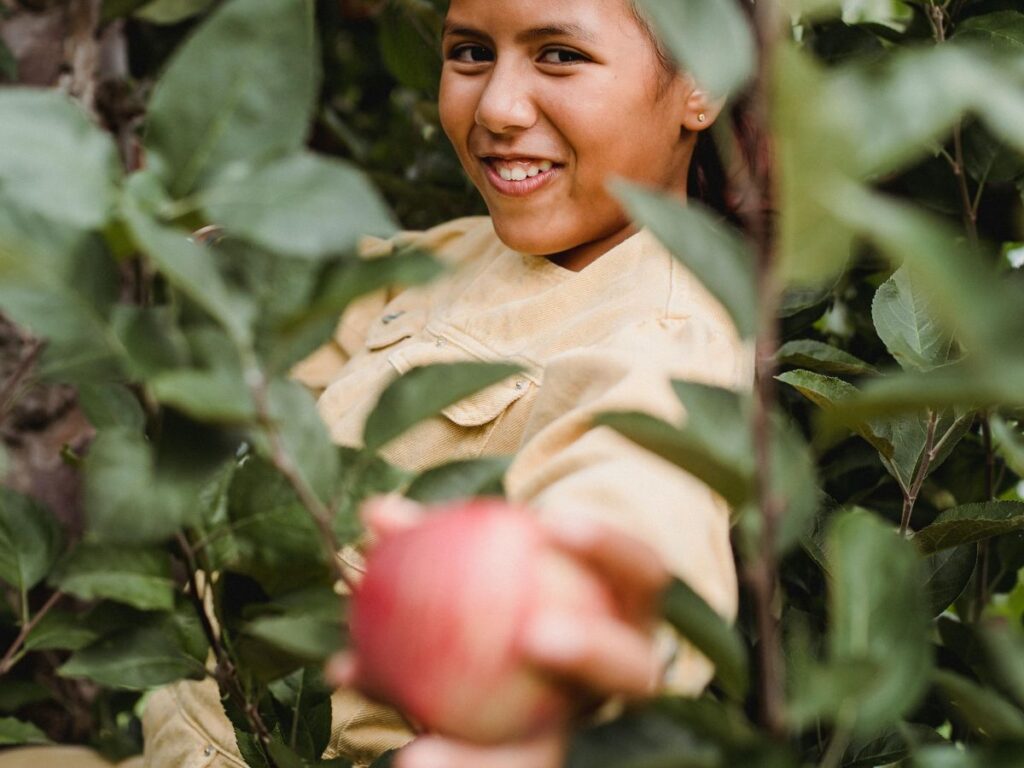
[
  {"left": 435, "top": 337, "right": 446, "bottom": 347},
  {"left": 203, "top": 745, "right": 214, "bottom": 757},
  {"left": 514, "top": 380, "right": 525, "bottom": 391}
]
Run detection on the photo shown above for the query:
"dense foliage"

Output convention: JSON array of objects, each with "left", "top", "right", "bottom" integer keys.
[{"left": 0, "top": 0, "right": 1023, "bottom": 766}]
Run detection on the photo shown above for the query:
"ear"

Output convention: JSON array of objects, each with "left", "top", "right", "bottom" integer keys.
[{"left": 680, "top": 85, "right": 726, "bottom": 133}]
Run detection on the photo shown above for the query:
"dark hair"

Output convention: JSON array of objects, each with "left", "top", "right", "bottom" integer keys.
[{"left": 627, "top": 1, "right": 755, "bottom": 231}]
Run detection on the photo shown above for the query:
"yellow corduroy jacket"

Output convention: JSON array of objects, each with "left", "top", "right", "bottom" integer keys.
[{"left": 140, "top": 216, "right": 753, "bottom": 768}]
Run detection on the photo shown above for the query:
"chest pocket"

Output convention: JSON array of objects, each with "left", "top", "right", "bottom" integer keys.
[
  {"left": 385, "top": 338, "right": 532, "bottom": 428},
  {"left": 364, "top": 306, "right": 428, "bottom": 351}
]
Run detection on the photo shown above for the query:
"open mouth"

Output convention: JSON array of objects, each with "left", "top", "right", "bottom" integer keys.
[
  {"left": 480, "top": 158, "right": 563, "bottom": 196},
  {"left": 483, "top": 158, "right": 559, "bottom": 181}
]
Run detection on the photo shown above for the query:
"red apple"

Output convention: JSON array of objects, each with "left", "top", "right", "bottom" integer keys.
[{"left": 348, "top": 499, "right": 618, "bottom": 743}]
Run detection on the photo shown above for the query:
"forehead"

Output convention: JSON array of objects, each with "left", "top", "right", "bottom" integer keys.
[{"left": 443, "top": 0, "right": 644, "bottom": 41}]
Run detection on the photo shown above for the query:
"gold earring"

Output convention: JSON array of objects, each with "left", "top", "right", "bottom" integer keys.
[{"left": 697, "top": 112, "right": 707, "bottom": 123}]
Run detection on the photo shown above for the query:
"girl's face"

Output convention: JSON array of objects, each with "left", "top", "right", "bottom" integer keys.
[{"left": 439, "top": 0, "right": 708, "bottom": 270}]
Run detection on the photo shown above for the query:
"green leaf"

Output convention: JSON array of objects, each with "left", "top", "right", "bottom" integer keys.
[
  {"left": 991, "top": 417, "right": 1024, "bottom": 477},
  {"left": 596, "top": 410, "right": 750, "bottom": 509},
  {"left": 24, "top": 610, "right": 100, "bottom": 652},
  {"left": 101, "top": 0, "right": 151, "bottom": 22},
  {"left": 828, "top": 186, "right": 1008, "bottom": 357},
  {"left": 150, "top": 367, "right": 255, "bottom": 423},
  {"left": 53, "top": 545, "right": 175, "bottom": 612},
  {"left": 261, "top": 379, "right": 339, "bottom": 501},
  {"left": 60, "top": 611, "right": 208, "bottom": 689},
  {"left": 0, "top": 38, "right": 17, "bottom": 81},
  {"left": 872, "top": 267, "right": 954, "bottom": 372},
  {"left": 0, "top": 681, "right": 51, "bottom": 713},
  {"left": 406, "top": 456, "right": 512, "bottom": 504},
  {"left": 198, "top": 152, "right": 396, "bottom": 260},
  {"left": 773, "top": 44, "right": 857, "bottom": 287},
  {"left": 144, "top": 0, "right": 319, "bottom": 196},
  {"left": 613, "top": 182, "right": 756, "bottom": 338},
  {"left": 979, "top": 622, "right": 1024, "bottom": 711},
  {"left": 0, "top": 90, "right": 119, "bottom": 229},
  {"left": 633, "top": 0, "right": 756, "bottom": 97},
  {"left": 565, "top": 703, "right": 721, "bottom": 768},
  {"left": 273, "top": 247, "right": 445, "bottom": 374},
  {"left": 933, "top": 669, "right": 1024, "bottom": 740},
  {"left": 84, "top": 423, "right": 235, "bottom": 545},
  {"left": 378, "top": 4, "right": 442, "bottom": 93},
  {"left": 770, "top": 413, "right": 821, "bottom": 554},
  {"left": 134, "top": 0, "right": 216, "bottom": 24},
  {"left": 110, "top": 305, "right": 190, "bottom": 379},
  {"left": 912, "top": 501, "right": 1024, "bottom": 554},
  {"left": 246, "top": 614, "right": 340, "bottom": 662},
  {"left": 660, "top": 578, "right": 748, "bottom": 700},
  {"left": 953, "top": 11, "right": 1024, "bottom": 59},
  {"left": 775, "top": 340, "right": 878, "bottom": 376},
  {"left": 0, "top": 717, "right": 50, "bottom": 746},
  {"left": 913, "top": 744, "right": 1024, "bottom": 768},
  {"left": 224, "top": 456, "right": 330, "bottom": 594},
  {"left": 363, "top": 362, "right": 523, "bottom": 452},
  {"left": 77, "top": 383, "right": 146, "bottom": 431},
  {"left": 827, "top": 510, "right": 932, "bottom": 734},
  {"left": 830, "top": 362, "right": 1024, "bottom": 420},
  {"left": 775, "top": 369, "right": 893, "bottom": 456},
  {"left": 0, "top": 489, "right": 61, "bottom": 594},
  {"left": 922, "top": 545, "right": 976, "bottom": 618},
  {"left": 121, "top": 174, "right": 255, "bottom": 345},
  {"left": 841, "top": 724, "right": 945, "bottom": 768}
]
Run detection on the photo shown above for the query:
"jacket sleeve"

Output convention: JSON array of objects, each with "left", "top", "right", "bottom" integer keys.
[{"left": 504, "top": 312, "right": 753, "bottom": 695}]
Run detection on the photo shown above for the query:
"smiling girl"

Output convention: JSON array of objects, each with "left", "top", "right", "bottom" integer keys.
[{"left": 298, "top": 1, "right": 748, "bottom": 765}]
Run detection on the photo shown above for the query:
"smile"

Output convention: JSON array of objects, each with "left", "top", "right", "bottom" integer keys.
[{"left": 481, "top": 158, "right": 561, "bottom": 198}]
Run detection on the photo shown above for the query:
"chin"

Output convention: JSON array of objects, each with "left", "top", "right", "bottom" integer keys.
[{"left": 488, "top": 214, "right": 573, "bottom": 257}]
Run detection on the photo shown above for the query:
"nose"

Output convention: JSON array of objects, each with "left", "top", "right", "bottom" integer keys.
[{"left": 474, "top": 59, "right": 537, "bottom": 135}]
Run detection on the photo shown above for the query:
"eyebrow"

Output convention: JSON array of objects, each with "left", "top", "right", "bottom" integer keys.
[{"left": 442, "top": 21, "right": 598, "bottom": 45}]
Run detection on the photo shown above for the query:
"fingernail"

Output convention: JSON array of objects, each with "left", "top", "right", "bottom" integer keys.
[
  {"left": 524, "top": 614, "right": 581, "bottom": 661},
  {"left": 402, "top": 739, "right": 447, "bottom": 768},
  {"left": 545, "top": 511, "right": 597, "bottom": 547},
  {"left": 325, "top": 653, "right": 358, "bottom": 687}
]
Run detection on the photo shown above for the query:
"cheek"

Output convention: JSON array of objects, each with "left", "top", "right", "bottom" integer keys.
[{"left": 438, "top": 76, "right": 477, "bottom": 149}]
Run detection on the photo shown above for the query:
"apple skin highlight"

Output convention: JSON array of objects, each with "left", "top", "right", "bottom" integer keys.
[{"left": 349, "top": 499, "right": 618, "bottom": 744}]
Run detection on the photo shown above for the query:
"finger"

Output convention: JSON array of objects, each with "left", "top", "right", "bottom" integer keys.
[
  {"left": 324, "top": 651, "right": 360, "bottom": 688},
  {"left": 543, "top": 512, "right": 670, "bottom": 601},
  {"left": 395, "top": 731, "right": 567, "bottom": 768},
  {"left": 520, "top": 611, "right": 661, "bottom": 698},
  {"left": 360, "top": 493, "right": 425, "bottom": 541}
]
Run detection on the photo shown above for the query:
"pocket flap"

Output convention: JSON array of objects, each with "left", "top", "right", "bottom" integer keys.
[
  {"left": 387, "top": 340, "right": 532, "bottom": 427},
  {"left": 440, "top": 378, "right": 530, "bottom": 427},
  {"left": 364, "top": 307, "right": 427, "bottom": 350}
]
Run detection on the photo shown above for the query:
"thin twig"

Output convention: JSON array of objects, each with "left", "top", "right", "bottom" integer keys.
[
  {"left": 899, "top": 410, "right": 939, "bottom": 535},
  {"left": 0, "top": 591, "right": 63, "bottom": 675},
  {"left": 246, "top": 370, "right": 356, "bottom": 595},
  {"left": 176, "top": 533, "right": 276, "bottom": 761},
  {"left": 973, "top": 416, "right": 996, "bottom": 620},
  {"left": 727, "top": 0, "right": 787, "bottom": 738}
]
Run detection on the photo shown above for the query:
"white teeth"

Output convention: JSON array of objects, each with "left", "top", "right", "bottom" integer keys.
[{"left": 492, "top": 159, "right": 555, "bottom": 182}]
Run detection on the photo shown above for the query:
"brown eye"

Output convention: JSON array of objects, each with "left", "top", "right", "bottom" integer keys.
[
  {"left": 449, "top": 44, "right": 494, "bottom": 63},
  {"left": 538, "top": 48, "right": 588, "bottom": 65}
]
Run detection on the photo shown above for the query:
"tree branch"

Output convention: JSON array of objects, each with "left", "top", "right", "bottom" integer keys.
[
  {"left": 0, "top": 590, "right": 63, "bottom": 676},
  {"left": 176, "top": 533, "right": 276, "bottom": 764},
  {"left": 899, "top": 410, "right": 939, "bottom": 535}
]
